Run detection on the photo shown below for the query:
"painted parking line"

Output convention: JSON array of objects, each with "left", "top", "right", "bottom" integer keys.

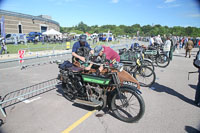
[{"left": 62, "top": 110, "right": 96, "bottom": 133}]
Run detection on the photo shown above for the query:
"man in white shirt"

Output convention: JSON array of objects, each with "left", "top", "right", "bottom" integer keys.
[
  {"left": 163, "top": 37, "right": 171, "bottom": 57},
  {"left": 155, "top": 35, "right": 163, "bottom": 46},
  {"left": 149, "top": 36, "right": 155, "bottom": 46}
]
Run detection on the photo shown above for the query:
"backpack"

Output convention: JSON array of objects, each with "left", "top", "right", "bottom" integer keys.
[
  {"left": 59, "top": 60, "right": 73, "bottom": 70},
  {"left": 193, "top": 50, "right": 200, "bottom": 69}
]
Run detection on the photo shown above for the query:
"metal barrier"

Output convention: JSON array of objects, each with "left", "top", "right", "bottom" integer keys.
[
  {"left": 0, "top": 78, "right": 60, "bottom": 117},
  {"left": 0, "top": 52, "right": 71, "bottom": 64}
]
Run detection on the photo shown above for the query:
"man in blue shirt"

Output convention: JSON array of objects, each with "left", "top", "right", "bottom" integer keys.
[{"left": 72, "top": 35, "right": 91, "bottom": 62}]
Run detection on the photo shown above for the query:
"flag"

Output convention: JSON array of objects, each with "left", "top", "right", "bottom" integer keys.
[{"left": 1, "top": 16, "right": 5, "bottom": 38}]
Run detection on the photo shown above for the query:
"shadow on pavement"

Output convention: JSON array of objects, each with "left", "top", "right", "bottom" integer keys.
[
  {"left": 0, "top": 128, "right": 5, "bottom": 133},
  {"left": 152, "top": 82, "right": 195, "bottom": 105},
  {"left": 185, "top": 126, "right": 200, "bottom": 133},
  {"left": 56, "top": 85, "right": 95, "bottom": 111},
  {"left": 189, "top": 84, "right": 197, "bottom": 90},
  {"left": 0, "top": 78, "right": 59, "bottom": 116},
  {"left": 56, "top": 86, "right": 121, "bottom": 121}
]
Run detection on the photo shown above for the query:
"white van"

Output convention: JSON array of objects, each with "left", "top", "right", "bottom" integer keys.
[{"left": 5, "top": 33, "right": 27, "bottom": 44}]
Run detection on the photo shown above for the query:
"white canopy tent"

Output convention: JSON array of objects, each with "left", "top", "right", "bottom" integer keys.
[{"left": 42, "top": 29, "right": 62, "bottom": 35}]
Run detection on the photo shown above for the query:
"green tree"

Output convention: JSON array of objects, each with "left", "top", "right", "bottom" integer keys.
[{"left": 60, "top": 22, "right": 200, "bottom": 37}]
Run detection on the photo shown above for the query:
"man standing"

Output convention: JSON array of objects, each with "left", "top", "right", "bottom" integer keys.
[
  {"left": 72, "top": 35, "right": 91, "bottom": 63},
  {"left": 149, "top": 35, "right": 155, "bottom": 46},
  {"left": 163, "top": 37, "right": 171, "bottom": 58},
  {"left": 194, "top": 69, "right": 200, "bottom": 107},
  {"left": 169, "top": 36, "right": 177, "bottom": 61},
  {"left": 154, "top": 35, "right": 163, "bottom": 46},
  {"left": 185, "top": 37, "right": 194, "bottom": 58},
  {"left": 0, "top": 37, "right": 7, "bottom": 55}
]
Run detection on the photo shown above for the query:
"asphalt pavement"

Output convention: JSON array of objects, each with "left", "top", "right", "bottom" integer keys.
[{"left": 0, "top": 43, "right": 200, "bottom": 133}]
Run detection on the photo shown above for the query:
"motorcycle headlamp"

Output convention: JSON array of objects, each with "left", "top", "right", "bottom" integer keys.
[{"left": 113, "top": 62, "right": 124, "bottom": 72}]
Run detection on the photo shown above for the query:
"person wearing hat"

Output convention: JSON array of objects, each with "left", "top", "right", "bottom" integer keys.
[
  {"left": 185, "top": 37, "right": 194, "bottom": 58},
  {"left": 85, "top": 45, "right": 120, "bottom": 72},
  {"left": 72, "top": 35, "right": 91, "bottom": 63}
]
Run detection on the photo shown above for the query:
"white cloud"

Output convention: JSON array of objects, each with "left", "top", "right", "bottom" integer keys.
[
  {"left": 157, "top": 5, "right": 164, "bottom": 8},
  {"left": 164, "top": 0, "right": 176, "bottom": 3},
  {"left": 157, "top": 4, "right": 180, "bottom": 8},
  {"left": 111, "top": 0, "right": 119, "bottom": 3},
  {"left": 170, "top": 4, "right": 180, "bottom": 7},
  {"left": 188, "top": 14, "right": 200, "bottom": 18}
]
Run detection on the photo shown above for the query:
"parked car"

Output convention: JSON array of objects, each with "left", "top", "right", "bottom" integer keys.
[
  {"left": 5, "top": 33, "right": 27, "bottom": 44},
  {"left": 99, "top": 33, "right": 113, "bottom": 41},
  {"left": 26, "top": 32, "right": 42, "bottom": 43}
]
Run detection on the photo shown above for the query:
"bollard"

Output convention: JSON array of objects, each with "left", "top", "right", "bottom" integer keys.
[{"left": 66, "top": 41, "right": 70, "bottom": 50}]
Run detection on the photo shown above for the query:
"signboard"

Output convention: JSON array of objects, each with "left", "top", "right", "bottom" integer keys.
[{"left": 18, "top": 50, "right": 25, "bottom": 63}]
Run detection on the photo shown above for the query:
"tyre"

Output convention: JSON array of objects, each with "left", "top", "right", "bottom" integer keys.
[
  {"left": 111, "top": 85, "right": 145, "bottom": 123},
  {"left": 0, "top": 119, "right": 3, "bottom": 126},
  {"left": 156, "top": 54, "right": 170, "bottom": 68},
  {"left": 134, "top": 66, "right": 156, "bottom": 87},
  {"left": 62, "top": 82, "right": 74, "bottom": 102},
  {"left": 143, "top": 59, "right": 155, "bottom": 72}
]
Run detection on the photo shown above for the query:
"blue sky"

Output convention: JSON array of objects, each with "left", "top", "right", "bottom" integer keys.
[{"left": 1, "top": 0, "right": 200, "bottom": 27}]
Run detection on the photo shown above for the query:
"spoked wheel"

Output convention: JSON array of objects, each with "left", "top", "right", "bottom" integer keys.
[
  {"left": 156, "top": 54, "right": 170, "bottom": 68},
  {"left": 134, "top": 66, "right": 156, "bottom": 87},
  {"left": 62, "top": 82, "right": 75, "bottom": 102},
  {"left": 111, "top": 86, "right": 145, "bottom": 123},
  {"left": 142, "top": 59, "right": 155, "bottom": 72}
]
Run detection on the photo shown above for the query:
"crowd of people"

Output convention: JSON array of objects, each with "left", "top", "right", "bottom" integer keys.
[{"left": 149, "top": 35, "right": 200, "bottom": 60}]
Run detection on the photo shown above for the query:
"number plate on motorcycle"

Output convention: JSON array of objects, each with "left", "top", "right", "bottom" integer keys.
[{"left": 144, "top": 50, "right": 157, "bottom": 55}]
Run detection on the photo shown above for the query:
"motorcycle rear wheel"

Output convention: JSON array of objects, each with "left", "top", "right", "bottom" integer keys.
[{"left": 111, "top": 85, "right": 145, "bottom": 123}]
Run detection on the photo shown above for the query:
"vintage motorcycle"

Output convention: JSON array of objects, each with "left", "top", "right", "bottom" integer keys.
[
  {"left": 119, "top": 48, "right": 156, "bottom": 87},
  {"left": 57, "top": 51, "right": 145, "bottom": 123},
  {"left": 144, "top": 45, "right": 170, "bottom": 68}
]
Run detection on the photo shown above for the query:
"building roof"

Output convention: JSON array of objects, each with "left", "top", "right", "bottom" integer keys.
[{"left": 0, "top": 9, "right": 60, "bottom": 26}]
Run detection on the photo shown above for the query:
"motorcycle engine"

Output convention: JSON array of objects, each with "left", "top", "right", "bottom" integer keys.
[{"left": 85, "top": 84, "right": 103, "bottom": 103}]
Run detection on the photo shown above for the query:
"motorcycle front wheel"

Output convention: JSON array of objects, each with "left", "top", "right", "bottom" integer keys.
[
  {"left": 134, "top": 66, "right": 156, "bottom": 87},
  {"left": 156, "top": 54, "right": 170, "bottom": 68},
  {"left": 143, "top": 59, "right": 155, "bottom": 72},
  {"left": 111, "top": 85, "right": 145, "bottom": 123}
]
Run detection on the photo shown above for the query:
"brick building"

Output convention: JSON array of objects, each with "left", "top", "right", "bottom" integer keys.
[{"left": 0, "top": 9, "right": 60, "bottom": 34}]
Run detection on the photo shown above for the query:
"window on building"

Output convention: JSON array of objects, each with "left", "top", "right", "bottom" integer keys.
[
  {"left": 18, "top": 25, "right": 22, "bottom": 33},
  {"left": 41, "top": 26, "right": 47, "bottom": 33}
]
